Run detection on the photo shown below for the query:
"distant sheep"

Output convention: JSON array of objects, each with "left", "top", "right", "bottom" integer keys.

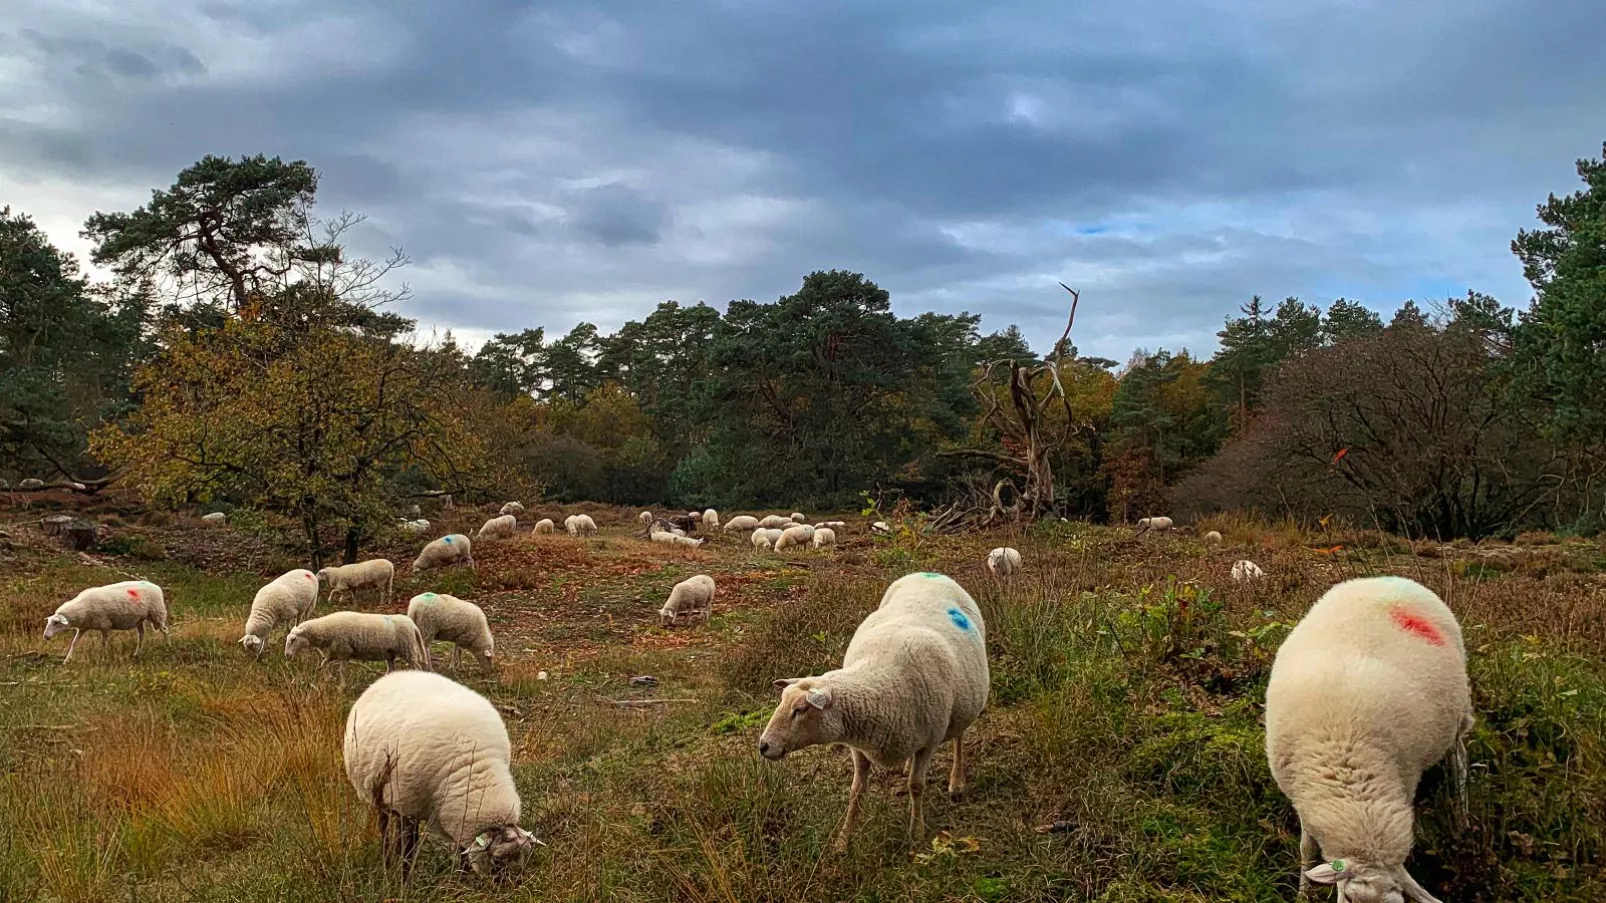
[
  {"left": 499, "top": 501, "right": 524, "bottom": 517},
  {"left": 759, "top": 515, "right": 792, "bottom": 529},
  {"left": 18, "top": 478, "right": 44, "bottom": 490},
  {"left": 532, "top": 519, "right": 555, "bottom": 535},
  {"left": 659, "top": 575, "right": 715, "bottom": 627},
  {"left": 566, "top": 514, "right": 598, "bottom": 536},
  {"left": 318, "top": 559, "right": 396, "bottom": 607},
  {"left": 789, "top": 512, "right": 806, "bottom": 523},
  {"left": 812, "top": 527, "right": 837, "bottom": 548},
  {"left": 724, "top": 515, "right": 760, "bottom": 532},
  {"left": 240, "top": 569, "right": 320, "bottom": 658},
  {"left": 1232, "top": 560, "right": 1265, "bottom": 581},
  {"left": 1204, "top": 530, "right": 1223, "bottom": 544},
  {"left": 701, "top": 508, "right": 720, "bottom": 530},
  {"left": 43, "top": 580, "right": 170, "bottom": 663},
  {"left": 477, "top": 514, "right": 517, "bottom": 540},
  {"left": 773, "top": 525, "right": 811, "bottom": 552},
  {"left": 759, "top": 572, "right": 989, "bottom": 850},
  {"left": 286, "top": 611, "right": 430, "bottom": 686},
  {"left": 400, "top": 518, "right": 432, "bottom": 535},
  {"left": 1137, "top": 516, "right": 1174, "bottom": 533},
  {"left": 1266, "top": 576, "right": 1472, "bottom": 903},
  {"left": 407, "top": 593, "right": 494, "bottom": 671},
  {"left": 639, "top": 511, "right": 654, "bottom": 526},
  {"left": 651, "top": 530, "right": 705, "bottom": 549},
  {"left": 751, "top": 527, "right": 783, "bottom": 550},
  {"left": 413, "top": 535, "right": 474, "bottom": 573},
  {"left": 201, "top": 511, "right": 227, "bottom": 526},
  {"left": 986, "top": 547, "right": 1022, "bottom": 578},
  {"left": 871, "top": 521, "right": 892, "bottom": 535}
]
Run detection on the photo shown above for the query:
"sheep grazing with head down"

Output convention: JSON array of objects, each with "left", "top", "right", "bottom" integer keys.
[
  {"left": 477, "top": 514, "right": 517, "bottom": 540},
  {"left": 870, "top": 521, "right": 892, "bottom": 535},
  {"left": 639, "top": 510, "right": 654, "bottom": 527},
  {"left": 651, "top": 530, "right": 705, "bottom": 549},
  {"left": 285, "top": 611, "right": 430, "bottom": 687},
  {"left": 750, "top": 527, "right": 781, "bottom": 550},
  {"left": 407, "top": 593, "right": 494, "bottom": 671},
  {"left": 1232, "top": 559, "right": 1265, "bottom": 581},
  {"left": 566, "top": 514, "right": 598, "bottom": 536},
  {"left": 344, "top": 671, "right": 541, "bottom": 879},
  {"left": 812, "top": 527, "right": 837, "bottom": 549},
  {"left": 759, "top": 572, "right": 989, "bottom": 850},
  {"left": 240, "top": 569, "right": 320, "bottom": 658},
  {"left": 44, "top": 580, "right": 170, "bottom": 663},
  {"left": 1204, "top": 530, "right": 1223, "bottom": 544},
  {"left": 723, "top": 515, "right": 760, "bottom": 532},
  {"left": 201, "top": 511, "right": 227, "bottom": 526},
  {"left": 658, "top": 574, "right": 715, "bottom": 627},
  {"left": 773, "top": 525, "right": 812, "bottom": 552},
  {"left": 400, "top": 518, "right": 432, "bottom": 536},
  {"left": 317, "top": 558, "right": 396, "bottom": 607},
  {"left": 758, "top": 515, "right": 791, "bottom": 530},
  {"left": 499, "top": 501, "right": 524, "bottom": 517},
  {"left": 414, "top": 535, "right": 473, "bottom": 573},
  {"left": 1136, "top": 516, "right": 1174, "bottom": 533},
  {"left": 532, "top": 518, "right": 555, "bottom": 535},
  {"left": 1266, "top": 576, "right": 1473, "bottom": 903},
  {"left": 986, "top": 547, "right": 1022, "bottom": 578}
]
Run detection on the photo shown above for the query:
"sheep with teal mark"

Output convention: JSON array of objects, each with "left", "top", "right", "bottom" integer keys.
[
  {"left": 407, "top": 593, "right": 494, "bottom": 671},
  {"left": 413, "top": 534, "right": 474, "bottom": 573}
]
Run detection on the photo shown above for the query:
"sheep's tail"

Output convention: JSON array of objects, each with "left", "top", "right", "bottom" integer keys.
[
  {"left": 411, "top": 622, "right": 432, "bottom": 672},
  {"left": 1450, "top": 714, "right": 1473, "bottom": 831}
]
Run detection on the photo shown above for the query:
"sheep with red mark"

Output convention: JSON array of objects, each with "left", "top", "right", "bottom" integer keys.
[
  {"left": 43, "top": 580, "right": 170, "bottom": 663},
  {"left": 1265, "top": 576, "right": 1473, "bottom": 903}
]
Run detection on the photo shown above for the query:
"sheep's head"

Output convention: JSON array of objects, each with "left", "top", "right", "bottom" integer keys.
[
  {"left": 1305, "top": 859, "right": 1437, "bottom": 903},
  {"left": 758, "top": 678, "right": 838, "bottom": 760},
  {"left": 659, "top": 606, "right": 677, "bottom": 628},
  {"left": 284, "top": 630, "right": 310, "bottom": 658},
  {"left": 464, "top": 825, "right": 542, "bottom": 877},
  {"left": 43, "top": 613, "right": 70, "bottom": 638},
  {"left": 314, "top": 567, "right": 335, "bottom": 585},
  {"left": 239, "top": 635, "right": 265, "bottom": 656}
]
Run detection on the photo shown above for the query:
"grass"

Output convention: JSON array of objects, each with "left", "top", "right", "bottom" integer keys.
[{"left": 0, "top": 503, "right": 1603, "bottom": 900}]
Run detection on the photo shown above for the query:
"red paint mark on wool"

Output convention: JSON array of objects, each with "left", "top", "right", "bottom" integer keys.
[
  {"left": 1389, "top": 607, "right": 1445, "bottom": 646},
  {"left": 127, "top": 587, "right": 140, "bottom": 603}
]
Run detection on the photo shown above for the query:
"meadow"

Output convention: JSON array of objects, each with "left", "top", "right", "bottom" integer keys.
[{"left": 1, "top": 497, "right": 1603, "bottom": 902}]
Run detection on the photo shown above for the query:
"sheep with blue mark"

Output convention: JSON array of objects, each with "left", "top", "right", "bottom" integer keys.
[
  {"left": 413, "top": 534, "right": 474, "bottom": 573},
  {"left": 758, "top": 571, "right": 989, "bottom": 850}
]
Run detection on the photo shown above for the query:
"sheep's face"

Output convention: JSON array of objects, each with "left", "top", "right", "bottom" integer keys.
[
  {"left": 284, "top": 631, "right": 309, "bottom": 658},
  {"left": 659, "top": 607, "right": 676, "bottom": 628},
  {"left": 239, "top": 635, "right": 264, "bottom": 656},
  {"left": 1305, "top": 860, "right": 1408, "bottom": 903},
  {"left": 43, "top": 614, "right": 70, "bottom": 638},
  {"left": 465, "top": 825, "right": 541, "bottom": 877},
  {"left": 315, "top": 568, "right": 334, "bottom": 585},
  {"left": 758, "top": 678, "right": 837, "bottom": 760}
]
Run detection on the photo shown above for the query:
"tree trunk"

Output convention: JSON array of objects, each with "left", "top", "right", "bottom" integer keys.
[{"left": 343, "top": 526, "right": 360, "bottom": 565}]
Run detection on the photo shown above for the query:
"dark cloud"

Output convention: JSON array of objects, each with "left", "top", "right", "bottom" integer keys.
[{"left": 1, "top": 0, "right": 1602, "bottom": 361}]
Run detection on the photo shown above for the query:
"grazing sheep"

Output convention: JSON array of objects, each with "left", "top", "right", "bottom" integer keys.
[
  {"left": 789, "top": 512, "right": 806, "bottom": 523},
  {"left": 871, "top": 521, "right": 892, "bottom": 535},
  {"left": 1136, "top": 516, "right": 1174, "bottom": 533},
  {"left": 413, "top": 535, "right": 473, "bottom": 573},
  {"left": 639, "top": 510, "right": 654, "bottom": 526},
  {"left": 651, "top": 530, "right": 705, "bottom": 548},
  {"left": 240, "top": 569, "right": 320, "bottom": 658},
  {"left": 1266, "top": 577, "right": 1472, "bottom": 903},
  {"left": 701, "top": 508, "right": 720, "bottom": 530},
  {"left": 318, "top": 559, "right": 396, "bottom": 607},
  {"left": 723, "top": 515, "right": 760, "bottom": 532},
  {"left": 200, "top": 511, "right": 227, "bottom": 526},
  {"left": 759, "top": 515, "right": 792, "bottom": 529},
  {"left": 407, "top": 593, "right": 494, "bottom": 671},
  {"left": 812, "top": 527, "right": 837, "bottom": 549},
  {"left": 773, "top": 525, "right": 811, "bottom": 551},
  {"left": 751, "top": 527, "right": 783, "bottom": 550},
  {"left": 1232, "top": 559, "right": 1265, "bottom": 581},
  {"left": 567, "top": 514, "right": 597, "bottom": 536},
  {"left": 499, "top": 501, "right": 524, "bottom": 517},
  {"left": 18, "top": 478, "right": 44, "bottom": 490},
  {"left": 477, "top": 514, "right": 517, "bottom": 540},
  {"left": 759, "top": 572, "right": 989, "bottom": 850},
  {"left": 400, "top": 518, "right": 432, "bottom": 535},
  {"left": 986, "top": 547, "right": 1022, "bottom": 578},
  {"left": 285, "top": 611, "right": 430, "bottom": 686},
  {"left": 814, "top": 520, "right": 847, "bottom": 531},
  {"left": 344, "top": 671, "right": 540, "bottom": 879},
  {"left": 532, "top": 518, "right": 555, "bottom": 535},
  {"left": 659, "top": 575, "right": 716, "bottom": 627},
  {"left": 1204, "top": 530, "right": 1223, "bottom": 544},
  {"left": 43, "top": 580, "right": 170, "bottom": 663}
]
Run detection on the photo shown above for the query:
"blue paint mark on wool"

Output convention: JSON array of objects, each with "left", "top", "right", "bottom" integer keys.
[
  {"left": 443, "top": 537, "right": 453, "bottom": 543},
  {"left": 947, "top": 608, "right": 972, "bottom": 632}
]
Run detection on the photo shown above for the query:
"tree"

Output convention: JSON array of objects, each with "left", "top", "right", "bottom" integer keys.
[
  {"left": 1206, "top": 296, "right": 1274, "bottom": 433},
  {"left": 1511, "top": 143, "right": 1606, "bottom": 442},
  {"left": 471, "top": 328, "right": 547, "bottom": 401},
  {"left": 545, "top": 323, "right": 603, "bottom": 405},
  {"left": 1323, "top": 298, "right": 1384, "bottom": 344}
]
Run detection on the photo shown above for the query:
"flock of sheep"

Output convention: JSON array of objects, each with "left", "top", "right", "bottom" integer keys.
[{"left": 37, "top": 507, "right": 1470, "bottom": 902}]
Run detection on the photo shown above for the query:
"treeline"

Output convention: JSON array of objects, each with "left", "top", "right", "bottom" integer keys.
[{"left": 2, "top": 145, "right": 1603, "bottom": 553}]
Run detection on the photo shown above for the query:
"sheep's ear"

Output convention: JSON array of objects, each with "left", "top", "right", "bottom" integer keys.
[
  {"left": 772, "top": 678, "right": 802, "bottom": 691},
  {"left": 1304, "top": 862, "right": 1346, "bottom": 886},
  {"left": 806, "top": 687, "right": 833, "bottom": 710}
]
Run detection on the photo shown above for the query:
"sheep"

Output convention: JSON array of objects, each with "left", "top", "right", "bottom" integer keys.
[
  {"left": 751, "top": 527, "right": 783, "bottom": 550},
  {"left": 1136, "top": 516, "right": 1174, "bottom": 533},
  {"left": 318, "top": 558, "right": 396, "bottom": 607},
  {"left": 812, "top": 527, "right": 837, "bottom": 548},
  {"left": 532, "top": 518, "right": 555, "bottom": 535},
  {"left": 986, "top": 547, "right": 1022, "bottom": 578},
  {"left": 1265, "top": 576, "right": 1472, "bottom": 903},
  {"left": 407, "top": 593, "right": 494, "bottom": 671},
  {"left": 344, "top": 671, "right": 540, "bottom": 879},
  {"left": 789, "top": 512, "right": 806, "bottom": 523},
  {"left": 723, "top": 515, "right": 760, "bottom": 532},
  {"left": 651, "top": 530, "right": 706, "bottom": 548},
  {"left": 413, "top": 535, "right": 474, "bottom": 573},
  {"left": 659, "top": 575, "right": 715, "bottom": 627},
  {"left": 285, "top": 611, "right": 430, "bottom": 686},
  {"left": 701, "top": 508, "right": 720, "bottom": 530},
  {"left": 577, "top": 514, "right": 598, "bottom": 535},
  {"left": 759, "top": 572, "right": 989, "bottom": 850},
  {"left": 1232, "top": 559, "right": 1265, "bottom": 581},
  {"left": 43, "top": 580, "right": 170, "bottom": 664},
  {"left": 18, "top": 478, "right": 44, "bottom": 490},
  {"left": 871, "top": 521, "right": 892, "bottom": 535},
  {"left": 639, "top": 510, "right": 654, "bottom": 526},
  {"left": 240, "top": 569, "right": 320, "bottom": 659},
  {"left": 477, "top": 514, "right": 517, "bottom": 540},
  {"left": 814, "top": 520, "right": 847, "bottom": 531},
  {"left": 773, "top": 525, "right": 811, "bottom": 551},
  {"left": 759, "top": 515, "right": 792, "bottom": 529},
  {"left": 201, "top": 511, "right": 227, "bottom": 526},
  {"left": 1204, "top": 530, "right": 1223, "bottom": 544},
  {"left": 400, "top": 518, "right": 432, "bottom": 535},
  {"left": 648, "top": 518, "right": 686, "bottom": 537},
  {"left": 498, "top": 501, "right": 524, "bottom": 517}
]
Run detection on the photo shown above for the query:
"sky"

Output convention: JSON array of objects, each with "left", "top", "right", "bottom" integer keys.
[{"left": 1, "top": 0, "right": 1602, "bottom": 361}]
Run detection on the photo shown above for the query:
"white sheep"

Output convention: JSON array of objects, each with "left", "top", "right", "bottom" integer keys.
[
  {"left": 344, "top": 671, "right": 540, "bottom": 878},
  {"left": 659, "top": 575, "right": 715, "bottom": 627},
  {"left": 566, "top": 514, "right": 597, "bottom": 536},
  {"left": 724, "top": 515, "right": 760, "bottom": 532},
  {"left": 200, "top": 511, "right": 227, "bottom": 526},
  {"left": 986, "top": 547, "right": 1022, "bottom": 578},
  {"left": 1204, "top": 530, "right": 1223, "bottom": 544},
  {"left": 413, "top": 535, "right": 473, "bottom": 573},
  {"left": 701, "top": 508, "right": 720, "bottom": 530},
  {"left": 759, "top": 572, "right": 989, "bottom": 850},
  {"left": 499, "top": 501, "right": 524, "bottom": 517},
  {"left": 751, "top": 528, "right": 781, "bottom": 550},
  {"left": 240, "top": 569, "right": 320, "bottom": 658},
  {"left": 477, "top": 514, "right": 517, "bottom": 540},
  {"left": 532, "top": 518, "right": 555, "bottom": 535},
  {"left": 773, "top": 525, "right": 812, "bottom": 552},
  {"left": 318, "top": 559, "right": 396, "bottom": 607},
  {"left": 43, "top": 580, "right": 170, "bottom": 663},
  {"left": 18, "top": 478, "right": 44, "bottom": 490},
  {"left": 650, "top": 530, "right": 705, "bottom": 549},
  {"left": 871, "top": 521, "right": 892, "bottom": 535},
  {"left": 814, "top": 520, "right": 847, "bottom": 531},
  {"left": 639, "top": 510, "right": 654, "bottom": 527},
  {"left": 812, "top": 527, "right": 837, "bottom": 549},
  {"left": 1232, "top": 559, "right": 1265, "bottom": 581},
  {"left": 407, "top": 593, "right": 494, "bottom": 671},
  {"left": 789, "top": 512, "right": 806, "bottom": 523},
  {"left": 759, "top": 515, "right": 792, "bottom": 529},
  {"left": 1266, "top": 576, "right": 1472, "bottom": 903},
  {"left": 285, "top": 611, "right": 430, "bottom": 686},
  {"left": 400, "top": 518, "right": 432, "bottom": 535},
  {"left": 1136, "top": 516, "right": 1174, "bottom": 533}
]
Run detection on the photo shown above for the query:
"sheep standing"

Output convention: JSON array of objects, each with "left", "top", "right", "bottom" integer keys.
[
  {"left": 773, "top": 525, "right": 811, "bottom": 552},
  {"left": 414, "top": 535, "right": 474, "bottom": 573},
  {"left": 723, "top": 515, "right": 760, "bottom": 532},
  {"left": 789, "top": 512, "right": 806, "bottom": 523},
  {"left": 576, "top": 514, "right": 598, "bottom": 535},
  {"left": 870, "top": 521, "right": 892, "bottom": 535},
  {"left": 659, "top": 575, "right": 716, "bottom": 627},
  {"left": 1266, "top": 576, "right": 1472, "bottom": 903},
  {"left": 1136, "top": 516, "right": 1174, "bottom": 533},
  {"left": 318, "top": 559, "right": 396, "bottom": 607},
  {"left": 638, "top": 511, "right": 654, "bottom": 527},
  {"left": 758, "top": 515, "right": 791, "bottom": 529},
  {"left": 285, "top": 611, "right": 430, "bottom": 686},
  {"left": 750, "top": 528, "right": 780, "bottom": 550},
  {"left": 532, "top": 519, "right": 555, "bottom": 535},
  {"left": 344, "top": 671, "right": 539, "bottom": 878},
  {"left": 986, "top": 547, "right": 1022, "bottom": 578},
  {"left": 477, "top": 515, "right": 517, "bottom": 540},
  {"left": 499, "top": 501, "right": 524, "bottom": 517},
  {"left": 812, "top": 527, "right": 837, "bottom": 549},
  {"left": 43, "top": 580, "right": 170, "bottom": 663},
  {"left": 758, "top": 572, "right": 989, "bottom": 850},
  {"left": 240, "top": 569, "right": 320, "bottom": 658},
  {"left": 701, "top": 508, "right": 720, "bottom": 530},
  {"left": 1231, "top": 559, "right": 1265, "bottom": 581},
  {"left": 407, "top": 593, "right": 494, "bottom": 671}
]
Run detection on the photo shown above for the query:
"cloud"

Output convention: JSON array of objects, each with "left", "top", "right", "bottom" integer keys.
[{"left": 1, "top": 0, "right": 1602, "bottom": 361}]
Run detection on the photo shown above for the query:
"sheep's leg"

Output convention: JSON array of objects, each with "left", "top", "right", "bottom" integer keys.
[
  {"left": 62, "top": 628, "right": 82, "bottom": 664},
  {"left": 452, "top": 646, "right": 461, "bottom": 672},
  {"left": 384, "top": 653, "right": 395, "bottom": 674},
  {"left": 907, "top": 746, "right": 934, "bottom": 844},
  {"left": 1298, "top": 823, "right": 1318, "bottom": 893},
  {"left": 376, "top": 808, "right": 393, "bottom": 867},
  {"left": 399, "top": 817, "right": 421, "bottom": 881},
  {"left": 337, "top": 661, "right": 347, "bottom": 691},
  {"left": 834, "top": 749, "right": 873, "bottom": 853},
  {"left": 100, "top": 630, "right": 112, "bottom": 661},
  {"left": 948, "top": 734, "right": 967, "bottom": 797},
  {"left": 133, "top": 622, "right": 146, "bottom": 659}
]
